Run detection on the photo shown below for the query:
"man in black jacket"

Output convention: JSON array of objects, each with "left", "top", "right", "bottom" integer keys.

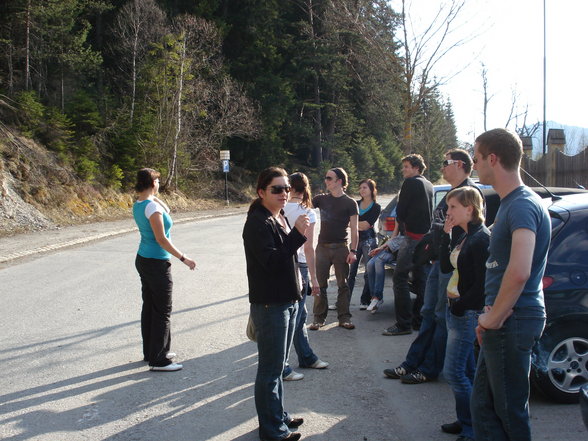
[{"left": 383, "top": 154, "right": 433, "bottom": 335}]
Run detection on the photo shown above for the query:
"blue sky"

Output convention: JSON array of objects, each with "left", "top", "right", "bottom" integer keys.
[{"left": 392, "top": 0, "right": 588, "bottom": 144}]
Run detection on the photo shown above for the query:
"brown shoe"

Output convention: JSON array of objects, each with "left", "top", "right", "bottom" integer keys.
[
  {"left": 308, "top": 322, "right": 324, "bottom": 331},
  {"left": 339, "top": 322, "right": 355, "bottom": 330}
]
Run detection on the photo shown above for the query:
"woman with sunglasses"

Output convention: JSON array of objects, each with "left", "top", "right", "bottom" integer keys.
[
  {"left": 242, "top": 167, "right": 310, "bottom": 441},
  {"left": 133, "top": 168, "right": 196, "bottom": 372},
  {"left": 439, "top": 187, "right": 490, "bottom": 441},
  {"left": 347, "top": 179, "right": 381, "bottom": 310},
  {"left": 281, "top": 172, "right": 329, "bottom": 382}
]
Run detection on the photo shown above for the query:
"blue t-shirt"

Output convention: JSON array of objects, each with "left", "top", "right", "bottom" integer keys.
[
  {"left": 484, "top": 186, "right": 551, "bottom": 308},
  {"left": 133, "top": 199, "right": 173, "bottom": 260}
]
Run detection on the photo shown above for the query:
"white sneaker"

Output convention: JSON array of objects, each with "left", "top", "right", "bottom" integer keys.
[
  {"left": 371, "top": 300, "right": 384, "bottom": 314},
  {"left": 359, "top": 304, "right": 368, "bottom": 310},
  {"left": 366, "top": 298, "right": 379, "bottom": 311},
  {"left": 284, "top": 371, "right": 305, "bottom": 381},
  {"left": 328, "top": 304, "right": 337, "bottom": 310},
  {"left": 150, "top": 362, "right": 183, "bottom": 372},
  {"left": 166, "top": 352, "right": 177, "bottom": 360},
  {"left": 309, "top": 359, "right": 329, "bottom": 369}
]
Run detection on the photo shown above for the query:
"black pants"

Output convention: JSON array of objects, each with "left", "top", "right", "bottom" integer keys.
[
  {"left": 135, "top": 255, "right": 173, "bottom": 367},
  {"left": 392, "top": 237, "right": 426, "bottom": 330}
]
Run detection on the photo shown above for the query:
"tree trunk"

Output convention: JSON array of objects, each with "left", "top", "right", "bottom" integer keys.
[
  {"left": 24, "top": 0, "right": 31, "bottom": 90},
  {"left": 307, "top": 0, "right": 322, "bottom": 166},
  {"left": 130, "top": 33, "right": 138, "bottom": 125},
  {"left": 6, "top": 33, "right": 14, "bottom": 95},
  {"left": 164, "top": 36, "right": 186, "bottom": 189}
]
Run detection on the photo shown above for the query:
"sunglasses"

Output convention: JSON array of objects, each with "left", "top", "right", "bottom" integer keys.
[
  {"left": 269, "top": 185, "right": 291, "bottom": 194},
  {"left": 442, "top": 159, "right": 461, "bottom": 168}
]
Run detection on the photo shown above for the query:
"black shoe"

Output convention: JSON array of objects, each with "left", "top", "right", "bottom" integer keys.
[
  {"left": 400, "top": 369, "right": 431, "bottom": 384},
  {"left": 261, "top": 433, "right": 301, "bottom": 441},
  {"left": 382, "top": 324, "right": 412, "bottom": 336},
  {"left": 441, "top": 420, "right": 462, "bottom": 434},
  {"left": 287, "top": 418, "right": 304, "bottom": 428},
  {"left": 383, "top": 365, "right": 412, "bottom": 379}
]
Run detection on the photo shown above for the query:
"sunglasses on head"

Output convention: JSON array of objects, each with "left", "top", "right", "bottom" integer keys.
[
  {"left": 442, "top": 159, "right": 461, "bottom": 168},
  {"left": 269, "top": 185, "right": 291, "bottom": 194}
]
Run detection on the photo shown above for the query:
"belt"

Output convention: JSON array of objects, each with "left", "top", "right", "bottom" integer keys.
[{"left": 318, "top": 242, "right": 348, "bottom": 249}]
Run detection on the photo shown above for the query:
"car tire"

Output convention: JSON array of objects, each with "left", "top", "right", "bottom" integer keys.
[{"left": 531, "top": 322, "right": 588, "bottom": 404}]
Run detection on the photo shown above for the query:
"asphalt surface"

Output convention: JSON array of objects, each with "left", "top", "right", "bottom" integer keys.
[{"left": 0, "top": 206, "right": 586, "bottom": 441}]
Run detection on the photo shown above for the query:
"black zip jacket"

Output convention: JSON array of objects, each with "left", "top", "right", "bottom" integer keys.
[
  {"left": 243, "top": 203, "right": 306, "bottom": 304},
  {"left": 439, "top": 222, "right": 490, "bottom": 316},
  {"left": 396, "top": 175, "right": 434, "bottom": 235}
]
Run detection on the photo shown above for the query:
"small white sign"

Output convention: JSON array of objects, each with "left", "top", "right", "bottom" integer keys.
[{"left": 222, "top": 159, "right": 230, "bottom": 173}]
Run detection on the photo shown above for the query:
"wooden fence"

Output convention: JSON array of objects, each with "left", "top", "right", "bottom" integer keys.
[{"left": 522, "top": 148, "right": 588, "bottom": 189}]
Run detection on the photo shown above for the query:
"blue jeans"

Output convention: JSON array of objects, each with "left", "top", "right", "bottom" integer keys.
[
  {"left": 402, "top": 262, "right": 450, "bottom": 378},
  {"left": 348, "top": 237, "right": 377, "bottom": 304},
  {"left": 251, "top": 301, "right": 298, "bottom": 440},
  {"left": 471, "top": 306, "right": 546, "bottom": 441},
  {"left": 283, "top": 264, "right": 318, "bottom": 377},
  {"left": 444, "top": 310, "right": 479, "bottom": 439},
  {"left": 366, "top": 249, "right": 395, "bottom": 300}
]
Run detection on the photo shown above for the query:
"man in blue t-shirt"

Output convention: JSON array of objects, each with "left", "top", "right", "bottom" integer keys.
[{"left": 471, "top": 128, "right": 551, "bottom": 441}]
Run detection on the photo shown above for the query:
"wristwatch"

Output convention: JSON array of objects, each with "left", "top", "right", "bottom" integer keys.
[{"left": 350, "top": 249, "right": 357, "bottom": 253}]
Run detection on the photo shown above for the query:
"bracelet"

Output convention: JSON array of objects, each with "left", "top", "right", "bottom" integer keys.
[
  {"left": 180, "top": 254, "right": 185, "bottom": 262},
  {"left": 350, "top": 249, "right": 357, "bottom": 253}
]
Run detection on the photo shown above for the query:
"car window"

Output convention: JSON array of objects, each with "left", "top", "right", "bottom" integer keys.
[{"left": 434, "top": 190, "right": 448, "bottom": 208}]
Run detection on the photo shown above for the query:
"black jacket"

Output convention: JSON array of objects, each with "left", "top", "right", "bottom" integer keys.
[
  {"left": 243, "top": 203, "right": 306, "bottom": 304},
  {"left": 440, "top": 222, "right": 490, "bottom": 316},
  {"left": 357, "top": 200, "right": 381, "bottom": 241},
  {"left": 396, "top": 175, "right": 434, "bottom": 235}
]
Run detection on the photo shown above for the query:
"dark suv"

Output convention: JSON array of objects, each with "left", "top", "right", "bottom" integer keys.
[{"left": 530, "top": 192, "right": 588, "bottom": 403}]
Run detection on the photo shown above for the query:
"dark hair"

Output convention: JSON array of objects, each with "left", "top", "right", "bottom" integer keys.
[
  {"left": 446, "top": 148, "right": 473, "bottom": 174},
  {"left": 402, "top": 154, "right": 426, "bottom": 173},
  {"left": 289, "top": 172, "right": 313, "bottom": 208},
  {"left": 475, "top": 128, "right": 522, "bottom": 171},
  {"left": 248, "top": 167, "right": 288, "bottom": 213},
  {"left": 330, "top": 167, "right": 348, "bottom": 189},
  {"left": 446, "top": 187, "right": 485, "bottom": 224},
  {"left": 359, "top": 178, "right": 377, "bottom": 201},
  {"left": 135, "top": 168, "right": 160, "bottom": 192}
]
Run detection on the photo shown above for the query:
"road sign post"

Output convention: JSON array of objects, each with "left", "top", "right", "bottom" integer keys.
[{"left": 220, "top": 150, "right": 230, "bottom": 205}]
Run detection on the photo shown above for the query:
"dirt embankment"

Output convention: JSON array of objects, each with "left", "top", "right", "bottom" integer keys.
[{"left": 0, "top": 124, "right": 235, "bottom": 237}]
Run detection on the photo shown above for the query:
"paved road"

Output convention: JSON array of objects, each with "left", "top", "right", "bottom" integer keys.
[{"left": 0, "top": 213, "right": 586, "bottom": 440}]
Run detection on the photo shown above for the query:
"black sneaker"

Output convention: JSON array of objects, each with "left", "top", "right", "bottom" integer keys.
[
  {"left": 441, "top": 421, "right": 462, "bottom": 434},
  {"left": 382, "top": 324, "right": 412, "bottom": 336},
  {"left": 400, "top": 370, "right": 431, "bottom": 384},
  {"left": 383, "top": 365, "right": 411, "bottom": 379}
]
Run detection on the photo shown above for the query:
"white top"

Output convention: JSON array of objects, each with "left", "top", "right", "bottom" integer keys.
[
  {"left": 144, "top": 200, "right": 167, "bottom": 219},
  {"left": 283, "top": 202, "right": 316, "bottom": 264}
]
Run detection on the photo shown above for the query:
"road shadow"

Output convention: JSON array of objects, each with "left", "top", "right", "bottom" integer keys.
[{"left": 0, "top": 341, "right": 261, "bottom": 441}]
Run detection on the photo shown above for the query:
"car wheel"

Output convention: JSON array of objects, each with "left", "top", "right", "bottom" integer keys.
[{"left": 531, "top": 323, "right": 588, "bottom": 403}]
